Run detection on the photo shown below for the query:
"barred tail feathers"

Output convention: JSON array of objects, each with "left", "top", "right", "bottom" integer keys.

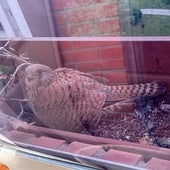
[{"left": 105, "top": 82, "right": 167, "bottom": 102}]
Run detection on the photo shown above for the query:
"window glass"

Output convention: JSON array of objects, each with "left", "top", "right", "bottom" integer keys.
[
  {"left": 0, "top": 0, "right": 170, "bottom": 169},
  {"left": 128, "top": 0, "right": 170, "bottom": 36}
]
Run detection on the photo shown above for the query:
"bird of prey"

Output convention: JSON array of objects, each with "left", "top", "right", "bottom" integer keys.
[{"left": 24, "top": 64, "right": 167, "bottom": 132}]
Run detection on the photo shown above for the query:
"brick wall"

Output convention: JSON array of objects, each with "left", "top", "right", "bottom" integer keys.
[
  {"left": 50, "top": 0, "right": 120, "bottom": 36},
  {"left": 58, "top": 41, "right": 128, "bottom": 85},
  {"left": 50, "top": 0, "right": 127, "bottom": 85}
]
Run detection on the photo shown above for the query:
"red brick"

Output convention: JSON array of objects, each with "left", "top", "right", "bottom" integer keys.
[
  {"left": 97, "top": 2, "right": 118, "bottom": 17},
  {"left": 82, "top": 0, "right": 91, "bottom": 4},
  {"left": 57, "top": 25, "right": 68, "bottom": 36},
  {"left": 63, "top": 141, "right": 103, "bottom": 156},
  {"left": 101, "top": 149, "right": 143, "bottom": 166},
  {"left": 61, "top": 52, "right": 76, "bottom": 63},
  {"left": 77, "top": 61, "right": 102, "bottom": 72},
  {"left": 102, "top": 71, "right": 128, "bottom": 83},
  {"left": 64, "top": 63, "right": 76, "bottom": 69},
  {"left": 146, "top": 158, "right": 170, "bottom": 170},
  {"left": 54, "top": 11, "right": 67, "bottom": 25},
  {"left": 68, "top": 2, "right": 118, "bottom": 23},
  {"left": 68, "top": 7, "right": 94, "bottom": 23},
  {"left": 101, "top": 58, "right": 125, "bottom": 70},
  {"left": 4, "top": 130, "right": 37, "bottom": 143},
  {"left": 70, "top": 0, "right": 90, "bottom": 8},
  {"left": 75, "top": 49, "right": 99, "bottom": 61},
  {"left": 51, "top": 0, "right": 90, "bottom": 10},
  {"left": 71, "top": 0, "right": 91, "bottom": 8},
  {"left": 62, "top": 49, "right": 99, "bottom": 63},
  {"left": 72, "top": 41, "right": 121, "bottom": 49},
  {"left": 67, "top": 22, "right": 94, "bottom": 36},
  {"left": 100, "top": 46, "right": 124, "bottom": 59},
  {"left": 93, "top": 0, "right": 111, "bottom": 3},
  {"left": 29, "top": 136, "right": 68, "bottom": 149},
  {"left": 58, "top": 41, "right": 121, "bottom": 52},
  {"left": 58, "top": 41, "right": 72, "bottom": 51},
  {"left": 75, "top": 59, "right": 125, "bottom": 73},
  {"left": 97, "top": 19, "right": 120, "bottom": 34},
  {"left": 98, "top": 32, "right": 121, "bottom": 36},
  {"left": 51, "top": 0, "right": 71, "bottom": 10}
]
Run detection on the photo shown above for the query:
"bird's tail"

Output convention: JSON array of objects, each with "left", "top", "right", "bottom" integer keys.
[{"left": 104, "top": 82, "right": 167, "bottom": 102}]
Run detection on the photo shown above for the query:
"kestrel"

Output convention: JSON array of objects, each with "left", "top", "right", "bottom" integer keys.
[{"left": 24, "top": 64, "right": 167, "bottom": 132}]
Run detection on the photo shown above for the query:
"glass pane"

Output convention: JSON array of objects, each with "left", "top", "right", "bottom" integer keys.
[
  {"left": 128, "top": 0, "right": 170, "bottom": 36},
  {"left": 0, "top": 0, "right": 170, "bottom": 169},
  {"left": 0, "top": 39, "right": 169, "bottom": 148}
]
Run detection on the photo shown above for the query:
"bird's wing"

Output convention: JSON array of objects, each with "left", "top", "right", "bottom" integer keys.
[
  {"left": 50, "top": 69, "right": 107, "bottom": 110},
  {"left": 56, "top": 67, "right": 109, "bottom": 84},
  {"left": 79, "top": 73, "right": 109, "bottom": 84},
  {"left": 45, "top": 69, "right": 106, "bottom": 128}
]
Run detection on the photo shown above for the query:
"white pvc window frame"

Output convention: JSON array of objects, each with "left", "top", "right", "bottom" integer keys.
[
  {"left": 0, "top": 0, "right": 32, "bottom": 37},
  {"left": 0, "top": 3, "right": 15, "bottom": 37}
]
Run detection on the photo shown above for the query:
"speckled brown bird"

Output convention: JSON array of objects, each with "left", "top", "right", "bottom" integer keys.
[{"left": 24, "top": 64, "right": 167, "bottom": 132}]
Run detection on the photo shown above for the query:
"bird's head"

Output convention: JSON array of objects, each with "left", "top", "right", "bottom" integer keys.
[{"left": 25, "top": 64, "right": 52, "bottom": 89}]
